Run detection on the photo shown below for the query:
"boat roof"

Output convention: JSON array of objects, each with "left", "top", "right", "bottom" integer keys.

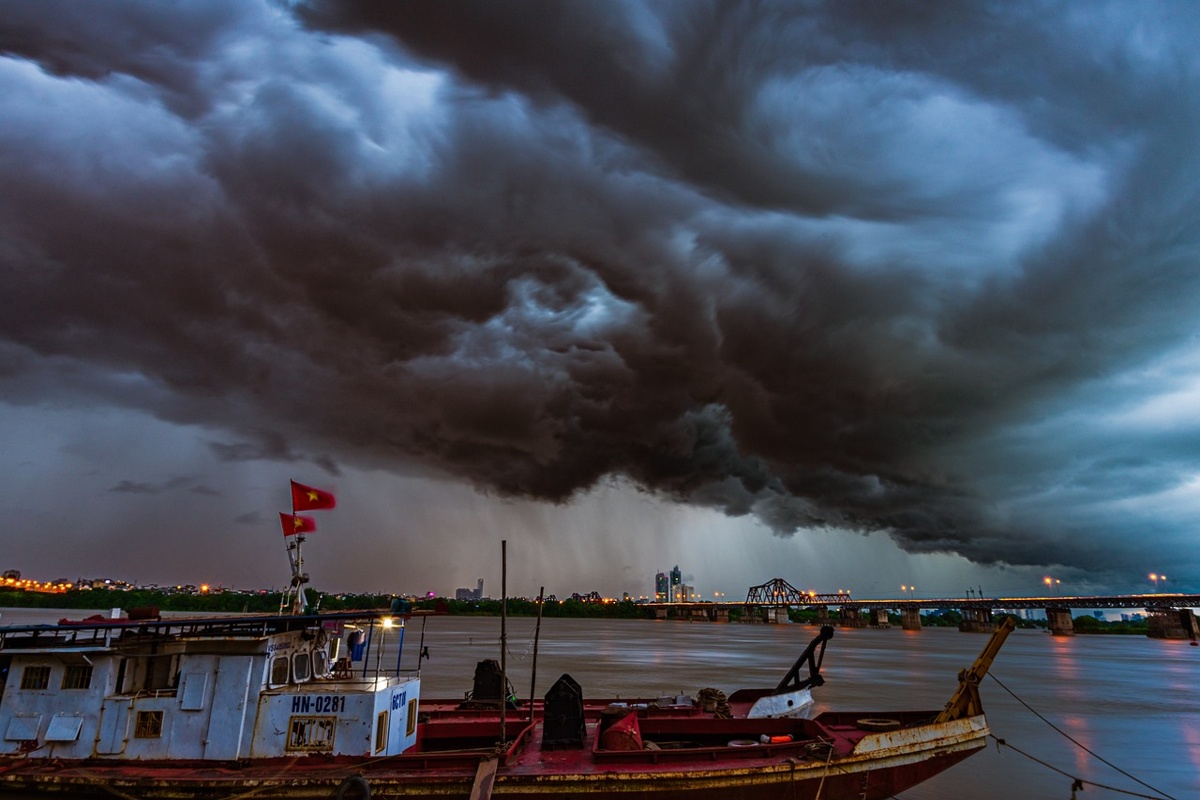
[{"left": 0, "top": 610, "right": 398, "bottom": 652}]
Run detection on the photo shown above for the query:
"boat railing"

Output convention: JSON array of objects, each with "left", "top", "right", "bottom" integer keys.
[{"left": 302, "top": 672, "right": 420, "bottom": 691}]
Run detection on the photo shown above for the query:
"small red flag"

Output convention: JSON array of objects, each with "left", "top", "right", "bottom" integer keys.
[
  {"left": 280, "top": 512, "right": 317, "bottom": 537},
  {"left": 291, "top": 480, "right": 336, "bottom": 512}
]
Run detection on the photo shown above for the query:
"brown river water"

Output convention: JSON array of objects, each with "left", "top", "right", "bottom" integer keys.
[{"left": 3, "top": 609, "right": 1195, "bottom": 799}]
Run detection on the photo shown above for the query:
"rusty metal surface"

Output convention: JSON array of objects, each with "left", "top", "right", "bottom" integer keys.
[{"left": 0, "top": 713, "right": 988, "bottom": 799}]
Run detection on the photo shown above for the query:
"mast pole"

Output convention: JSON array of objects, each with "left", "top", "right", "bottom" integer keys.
[
  {"left": 529, "top": 585, "right": 545, "bottom": 723},
  {"left": 500, "top": 539, "right": 507, "bottom": 746}
]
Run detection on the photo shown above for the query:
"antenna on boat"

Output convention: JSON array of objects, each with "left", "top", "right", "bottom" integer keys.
[
  {"left": 278, "top": 516, "right": 311, "bottom": 615},
  {"left": 286, "top": 533, "right": 309, "bottom": 616}
]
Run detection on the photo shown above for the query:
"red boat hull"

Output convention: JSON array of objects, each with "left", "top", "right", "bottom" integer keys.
[{"left": 0, "top": 712, "right": 988, "bottom": 800}]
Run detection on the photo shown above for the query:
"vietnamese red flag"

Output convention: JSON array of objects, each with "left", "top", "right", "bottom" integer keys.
[
  {"left": 280, "top": 512, "right": 317, "bottom": 537},
  {"left": 291, "top": 480, "right": 336, "bottom": 511}
]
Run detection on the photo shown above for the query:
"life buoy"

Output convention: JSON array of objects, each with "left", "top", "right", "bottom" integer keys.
[{"left": 333, "top": 774, "right": 371, "bottom": 800}]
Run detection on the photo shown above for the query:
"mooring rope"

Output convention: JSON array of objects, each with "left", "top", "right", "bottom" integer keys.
[
  {"left": 810, "top": 735, "right": 834, "bottom": 800},
  {"left": 989, "top": 736, "right": 1171, "bottom": 800},
  {"left": 988, "top": 673, "right": 1177, "bottom": 800}
]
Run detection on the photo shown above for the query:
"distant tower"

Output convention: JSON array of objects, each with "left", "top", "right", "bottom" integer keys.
[
  {"left": 670, "top": 566, "right": 681, "bottom": 603},
  {"left": 475, "top": 578, "right": 484, "bottom": 601},
  {"left": 655, "top": 572, "right": 669, "bottom": 602}
]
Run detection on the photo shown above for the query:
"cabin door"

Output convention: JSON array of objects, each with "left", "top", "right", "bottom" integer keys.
[
  {"left": 95, "top": 698, "right": 132, "bottom": 755},
  {"left": 203, "top": 656, "right": 256, "bottom": 760}
]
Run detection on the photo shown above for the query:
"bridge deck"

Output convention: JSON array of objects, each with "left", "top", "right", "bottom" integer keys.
[{"left": 645, "top": 593, "right": 1200, "bottom": 611}]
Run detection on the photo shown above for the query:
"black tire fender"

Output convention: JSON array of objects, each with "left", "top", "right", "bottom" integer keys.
[{"left": 334, "top": 774, "right": 371, "bottom": 800}]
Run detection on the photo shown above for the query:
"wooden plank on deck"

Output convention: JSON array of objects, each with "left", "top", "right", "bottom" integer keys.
[{"left": 469, "top": 757, "right": 499, "bottom": 800}]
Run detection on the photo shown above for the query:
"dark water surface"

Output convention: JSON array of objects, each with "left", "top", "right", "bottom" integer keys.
[
  {"left": 408, "top": 615, "right": 1196, "bottom": 800},
  {"left": 3, "top": 610, "right": 1195, "bottom": 798}
]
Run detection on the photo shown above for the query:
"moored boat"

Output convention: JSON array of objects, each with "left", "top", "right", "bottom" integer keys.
[{"left": 0, "top": 608, "right": 1016, "bottom": 799}]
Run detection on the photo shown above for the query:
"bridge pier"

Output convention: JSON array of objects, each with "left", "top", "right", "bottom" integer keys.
[
  {"left": 958, "top": 607, "right": 994, "bottom": 633},
  {"left": 1046, "top": 607, "right": 1074, "bottom": 636},
  {"left": 654, "top": 607, "right": 668, "bottom": 620},
  {"left": 840, "top": 607, "right": 868, "bottom": 628},
  {"left": 741, "top": 606, "right": 789, "bottom": 624},
  {"left": 1147, "top": 608, "right": 1199, "bottom": 640},
  {"left": 869, "top": 608, "right": 890, "bottom": 629},
  {"left": 815, "top": 605, "right": 832, "bottom": 627},
  {"left": 900, "top": 608, "right": 922, "bottom": 631},
  {"left": 710, "top": 607, "right": 730, "bottom": 623}
]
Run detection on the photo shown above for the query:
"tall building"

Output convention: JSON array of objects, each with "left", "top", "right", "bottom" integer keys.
[
  {"left": 655, "top": 572, "right": 669, "bottom": 602},
  {"left": 670, "top": 565, "right": 681, "bottom": 601},
  {"left": 454, "top": 579, "right": 484, "bottom": 601}
]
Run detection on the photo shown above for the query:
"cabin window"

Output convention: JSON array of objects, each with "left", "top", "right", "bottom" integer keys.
[
  {"left": 311, "top": 650, "right": 327, "bottom": 677},
  {"left": 292, "top": 652, "right": 311, "bottom": 682},
  {"left": 406, "top": 698, "right": 417, "bottom": 736},
  {"left": 286, "top": 715, "right": 337, "bottom": 752},
  {"left": 134, "top": 710, "right": 163, "bottom": 738},
  {"left": 270, "top": 656, "right": 290, "bottom": 686},
  {"left": 20, "top": 665, "right": 51, "bottom": 690},
  {"left": 121, "top": 654, "right": 179, "bottom": 693},
  {"left": 62, "top": 664, "right": 93, "bottom": 690},
  {"left": 374, "top": 710, "right": 389, "bottom": 753}
]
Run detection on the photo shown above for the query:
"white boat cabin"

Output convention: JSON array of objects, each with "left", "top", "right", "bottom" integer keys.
[{"left": 0, "top": 611, "right": 420, "bottom": 761}]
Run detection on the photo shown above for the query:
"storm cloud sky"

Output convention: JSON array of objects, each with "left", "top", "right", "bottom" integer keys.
[{"left": 2, "top": 1, "right": 1198, "bottom": 597}]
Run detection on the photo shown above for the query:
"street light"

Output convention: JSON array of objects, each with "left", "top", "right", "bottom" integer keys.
[
  {"left": 1149, "top": 573, "right": 1165, "bottom": 592},
  {"left": 1043, "top": 576, "right": 1060, "bottom": 597},
  {"left": 901, "top": 584, "right": 915, "bottom": 600}
]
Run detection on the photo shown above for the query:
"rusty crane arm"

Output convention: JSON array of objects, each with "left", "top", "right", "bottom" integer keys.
[{"left": 934, "top": 616, "right": 1016, "bottom": 723}]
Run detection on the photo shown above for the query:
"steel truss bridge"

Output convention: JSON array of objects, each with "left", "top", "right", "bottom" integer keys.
[
  {"left": 740, "top": 577, "right": 1199, "bottom": 611},
  {"left": 643, "top": 578, "right": 1199, "bottom": 637},
  {"left": 745, "top": 578, "right": 853, "bottom": 606}
]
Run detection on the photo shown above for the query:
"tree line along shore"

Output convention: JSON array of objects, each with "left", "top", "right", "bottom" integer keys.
[{"left": 0, "top": 589, "right": 1149, "bottom": 634}]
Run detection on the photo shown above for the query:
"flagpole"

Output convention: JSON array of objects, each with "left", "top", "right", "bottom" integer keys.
[
  {"left": 290, "top": 494, "right": 307, "bottom": 615},
  {"left": 284, "top": 481, "right": 335, "bottom": 616}
]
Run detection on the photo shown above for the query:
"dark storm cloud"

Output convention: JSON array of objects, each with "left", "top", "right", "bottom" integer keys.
[
  {"left": 3, "top": 1, "right": 1199, "bottom": 579},
  {"left": 109, "top": 476, "right": 193, "bottom": 495}
]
